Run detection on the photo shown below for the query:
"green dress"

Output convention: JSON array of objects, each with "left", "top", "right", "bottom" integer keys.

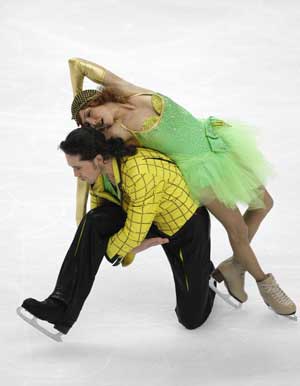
[{"left": 126, "top": 93, "right": 273, "bottom": 209}]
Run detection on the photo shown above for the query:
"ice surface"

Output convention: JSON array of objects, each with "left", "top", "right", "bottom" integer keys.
[{"left": 1, "top": 1, "right": 300, "bottom": 385}]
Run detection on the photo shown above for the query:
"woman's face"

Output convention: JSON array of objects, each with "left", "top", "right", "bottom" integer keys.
[
  {"left": 79, "top": 102, "right": 133, "bottom": 142},
  {"left": 79, "top": 103, "right": 115, "bottom": 129}
]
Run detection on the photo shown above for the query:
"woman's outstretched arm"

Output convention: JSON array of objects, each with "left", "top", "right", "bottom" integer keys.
[
  {"left": 68, "top": 57, "right": 152, "bottom": 97},
  {"left": 69, "top": 58, "right": 153, "bottom": 225}
]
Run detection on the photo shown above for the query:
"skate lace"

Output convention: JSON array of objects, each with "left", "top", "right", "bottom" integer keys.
[
  {"left": 260, "top": 280, "right": 293, "bottom": 305},
  {"left": 235, "top": 262, "right": 245, "bottom": 279}
]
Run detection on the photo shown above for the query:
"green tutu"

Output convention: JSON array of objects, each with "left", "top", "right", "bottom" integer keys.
[
  {"left": 174, "top": 117, "right": 274, "bottom": 209},
  {"left": 135, "top": 94, "right": 274, "bottom": 209}
]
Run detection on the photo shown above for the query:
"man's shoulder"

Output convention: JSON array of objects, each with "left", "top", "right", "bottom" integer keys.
[
  {"left": 122, "top": 147, "right": 173, "bottom": 174},
  {"left": 121, "top": 148, "right": 171, "bottom": 178}
]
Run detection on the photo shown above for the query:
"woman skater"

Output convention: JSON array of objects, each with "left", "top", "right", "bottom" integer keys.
[{"left": 67, "top": 57, "right": 296, "bottom": 317}]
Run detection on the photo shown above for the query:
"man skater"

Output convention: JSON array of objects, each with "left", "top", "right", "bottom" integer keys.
[{"left": 18, "top": 126, "right": 215, "bottom": 341}]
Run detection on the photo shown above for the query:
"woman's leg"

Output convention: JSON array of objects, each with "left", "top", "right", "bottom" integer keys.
[
  {"left": 225, "top": 187, "right": 273, "bottom": 265},
  {"left": 243, "top": 188, "right": 273, "bottom": 243},
  {"left": 205, "top": 199, "right": 266, "bottom": 281},
  {"left": 206, "top": 190, "right": 296, "bottom": 315}
]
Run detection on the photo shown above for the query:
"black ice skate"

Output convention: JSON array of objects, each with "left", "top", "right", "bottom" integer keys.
[{"left": 16, "top": 297, "right": 69, "bottom": 342}]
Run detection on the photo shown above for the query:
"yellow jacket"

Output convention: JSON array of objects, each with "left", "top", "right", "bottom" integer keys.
[{"left": 90, "top": 148, "right": 198, "bottom": 262}]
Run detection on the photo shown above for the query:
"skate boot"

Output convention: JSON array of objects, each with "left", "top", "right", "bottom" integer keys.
[
  {"left": 17, "top": 297, "right": 69, "bottom": 342},
  {"left": 257, "top": 273, "right": 297, "bottom": 319},
  {"left": 22, "top": 297, "right": 66, "bottom": 323},
  {"left": 211, "top": 257, "right": 248, "bottom": 305}
]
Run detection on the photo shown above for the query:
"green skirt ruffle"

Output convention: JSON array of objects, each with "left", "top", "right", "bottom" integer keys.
[{"left": 172, "top": 117, "right": 274, "bottom": 209}]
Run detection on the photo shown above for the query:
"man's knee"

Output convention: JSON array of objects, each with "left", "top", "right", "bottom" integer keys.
[
  {"left": 178, "top": 312, "right": 212, "bottom": 330},
  {"left": 175, "top": 306, "right": 212, "bottom": 330},
  {"left": 181, "top": 320, "right": 202, "bottom": 330}
]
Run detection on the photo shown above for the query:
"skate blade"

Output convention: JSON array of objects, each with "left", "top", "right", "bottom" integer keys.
[
  {"left": 16, "top": 307, "right": 64, "bottom": 342},
  {"left": 209, "top": 278, "right": 242, "bottom": 309},
  {"left": 266, "top": 306, "right": 298, "bottom": 322}
]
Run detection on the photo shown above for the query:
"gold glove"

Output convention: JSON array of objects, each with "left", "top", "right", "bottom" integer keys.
[{"left": 69, "top": 57, "right": 106, "bottom": 96}]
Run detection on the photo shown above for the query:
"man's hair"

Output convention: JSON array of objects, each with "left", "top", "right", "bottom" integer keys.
[{"left": 59, "top": 125, "right": 137, "bottom": 161}]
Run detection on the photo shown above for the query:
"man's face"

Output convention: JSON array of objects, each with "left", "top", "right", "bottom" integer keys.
[{"left": 65, "top": 153, "right": 104, "bottom": 185}]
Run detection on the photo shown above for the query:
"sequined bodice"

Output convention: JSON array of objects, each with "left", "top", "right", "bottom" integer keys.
[{"left": 135, "top": 93, "right": 213, "bottom": 157}]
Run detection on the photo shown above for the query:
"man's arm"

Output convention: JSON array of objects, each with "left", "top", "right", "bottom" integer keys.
[
  {"left": 106, "top": 173, "right": 164, "bottom": 263},
  {"left": 69, "top": 57, "right": 153, "bottom": 97},
  {"left": 121, "top": 237, "right": 169, "bottom": 267}
]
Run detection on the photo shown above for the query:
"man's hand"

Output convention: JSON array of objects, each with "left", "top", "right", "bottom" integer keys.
[
  {"left": 109, "top": 238, "right": 169, "bottom": 267},
  {"left": 131, "top": 237, "right": 169, "bottom": 254}
]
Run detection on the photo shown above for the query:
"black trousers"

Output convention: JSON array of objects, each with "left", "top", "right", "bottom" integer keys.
[{"left": 50, "top": 202, "right": 215, "bottom": 332}]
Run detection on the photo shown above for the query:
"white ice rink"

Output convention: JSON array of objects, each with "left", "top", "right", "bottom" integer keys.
[{"left": 1, "top": 1, "right": 300, "bottom": 385}]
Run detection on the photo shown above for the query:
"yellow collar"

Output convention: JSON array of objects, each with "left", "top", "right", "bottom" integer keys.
[
  {"left": 91, "top": 172, "right": 104, "bottom": 192},
  {"left": 91, "top": 157, "right": 121, "bottom": 193},
  {"left": 111, "top": 158, "right": 121, "bottom": 186}
]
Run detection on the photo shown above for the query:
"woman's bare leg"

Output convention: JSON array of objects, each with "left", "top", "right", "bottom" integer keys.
[
  {"left": 206, "top": 191, "right": 297, "bottom": 314},
  {"left": 206, "top": 200, "right": 267, "bottom": 281},
  {"left": 224, "top": 188, "right": 274, "bottom": 271},
  {"left": 243, "top": 188, "right": 273, "bottom": 243}
]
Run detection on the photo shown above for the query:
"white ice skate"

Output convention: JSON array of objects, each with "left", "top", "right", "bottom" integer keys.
[
  {"left": 209, "top": 277, "right": 242, "bottom": 309},
  {"left": 257, "top": 273, "right": 298, "bottom": 322},
  {"left": 16, "top": 307, "right": 64, "bottom": 342},
  {"left": 209, "top": 257, "right": 247, "bottom": 309},
  {"left": 265, "top": 305, "right": 298, "bottom": 322}
]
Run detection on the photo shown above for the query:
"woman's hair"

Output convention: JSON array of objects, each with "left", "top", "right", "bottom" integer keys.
[
  {"left": 77, "top": 87, "right": 130, "bottom": 125},
  {"left": 59, "top": 125, "right": 137, "bottom": 161}
]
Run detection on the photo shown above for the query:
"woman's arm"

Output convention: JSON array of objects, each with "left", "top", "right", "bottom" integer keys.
[
  {"left": 76, "top": 178, "right": 90, "bottom": 225},
  {"left": 69, "top": 58, "right": 153, "bottom": 225},
  {"left": 69, "top": 57, "right": 152, "bottom": 97}
]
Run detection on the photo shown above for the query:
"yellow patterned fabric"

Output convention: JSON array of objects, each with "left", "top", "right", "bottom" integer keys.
[{"left": 89, "top": 148, "right": 198, "bottom": 259}]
